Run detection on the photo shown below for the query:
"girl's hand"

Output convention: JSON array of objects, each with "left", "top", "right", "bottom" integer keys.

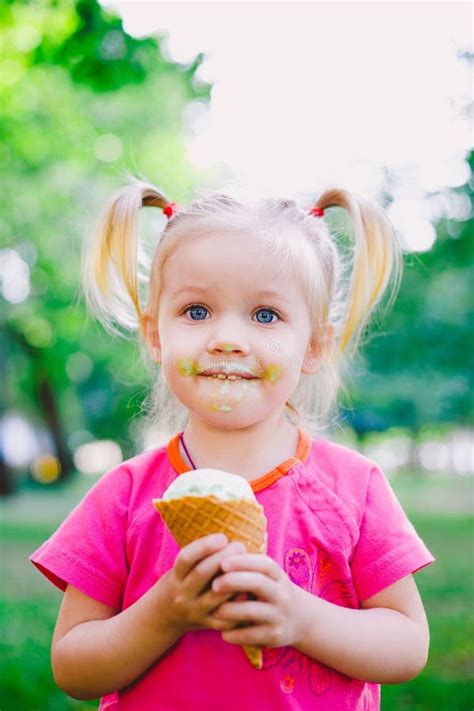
[
  {"left": 209, "top": 553, "right": 303, "bottom": 649},
  {"left": 162, "top": 533, "right": 247, "bottom": 636}
]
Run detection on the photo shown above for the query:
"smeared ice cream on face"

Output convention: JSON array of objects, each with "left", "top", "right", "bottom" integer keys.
[{"left": 162, "top": 468, "right": 256, "bottom": 502}]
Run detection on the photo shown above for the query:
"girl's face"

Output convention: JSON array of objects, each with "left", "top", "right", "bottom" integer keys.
[{"left": 148, "top": 231, "right": 322, "bottom": 429}]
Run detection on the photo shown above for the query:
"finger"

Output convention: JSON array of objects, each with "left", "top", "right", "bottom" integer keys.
[
  {"left": 199, "top": 586, "right": 246, "bottom": 614},
  {"left": 205, "top": 613, "right": 241, "bottom": 632},
  {"left": 174, "top": 534, "right": 228, "bottom": 581},
  {"left": 214, "top": 599, "right": 276, "bottom": 625},
  {"left": 185, "top": 541, "right": 247, "bottom": 597},
  {"left": 212, "top": 571, "right": 277, "bottom": 602},
  {"left": 220, "top": 554, "right": 282, "bottom": 580},
  {"left": 222, "top": 624, "right": 273, "bottom": 647}
]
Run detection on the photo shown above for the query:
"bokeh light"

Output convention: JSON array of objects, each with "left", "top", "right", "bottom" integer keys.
[
  {"left": 0, "top": 248, "right": 30, "bottom": 303},
  {"left": 66, "top": 352, "right": 93, "bottom": 383},
  {"left": 1, "top": 413, "right": 39, "bottom": 467},
  {"left": 31, "top": 454, "right": 61, "bottom": 484},
  {"left": 73, "top": 440, "right": 123, "bottom": 475}
]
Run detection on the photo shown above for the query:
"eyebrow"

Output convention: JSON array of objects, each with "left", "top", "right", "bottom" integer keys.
[
  {"left": 171, "top": 286, "right": 211, "bottom": 298},
  {"left": 171, "top": 286, "right": 286, "bottom": 301}
]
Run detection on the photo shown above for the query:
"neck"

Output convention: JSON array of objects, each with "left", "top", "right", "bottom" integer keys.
[{"left": 180, "top": 409, "right": 299, "bottom": 481}]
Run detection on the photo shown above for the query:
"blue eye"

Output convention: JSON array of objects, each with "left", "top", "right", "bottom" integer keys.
[
  {"left": 255, "top": 309, "right": 278, "bottom": 324},
  {"left": 185, "top": 304, "right": 208, "bottom": 321}
]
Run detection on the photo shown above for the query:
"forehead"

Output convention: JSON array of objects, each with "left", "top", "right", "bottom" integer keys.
[{"left": 163, "top": 231, "right": 302, "bottom": 303}]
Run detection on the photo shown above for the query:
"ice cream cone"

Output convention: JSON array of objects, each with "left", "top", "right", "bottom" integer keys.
[
  {"left": 153, "top": 476, "right": 267, "bottom": 669},
  {"left": 153, "top": 495, "right": 266, "bottom": 554}
]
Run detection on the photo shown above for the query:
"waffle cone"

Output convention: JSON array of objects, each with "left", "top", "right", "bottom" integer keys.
[{"left": 153, "top": 495, "right": 267, "bottom": 669}]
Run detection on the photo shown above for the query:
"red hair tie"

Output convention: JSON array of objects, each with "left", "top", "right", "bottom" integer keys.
[
  {"left": 163, "top": 201, "right": 180, "bottom": 219},
  {"left": 308, "top": 206, "right": 325, "bottom": 217}
]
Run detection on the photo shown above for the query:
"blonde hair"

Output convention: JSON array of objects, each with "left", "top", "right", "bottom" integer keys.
[{"left": 82, "top": 177, "right": 403, "bottom": 438}]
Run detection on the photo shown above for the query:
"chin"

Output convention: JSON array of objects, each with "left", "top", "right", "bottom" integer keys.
[
  {"left": 170, "top": 376, "right": 290, "bottom": 429},
  {"left": 187, "top": 403, "right": 271, "bottom": 431}
]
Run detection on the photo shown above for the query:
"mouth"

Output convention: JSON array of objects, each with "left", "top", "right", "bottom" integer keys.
[
  {"left": 200, "top": 373, "right": 258, "bottom": 381},
  {"left": 199, "top": 362, "right": 260, "bottom": 380}
]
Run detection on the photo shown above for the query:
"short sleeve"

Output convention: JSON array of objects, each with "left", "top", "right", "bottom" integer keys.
[
  {"left": 350, "top": 466, "right": 435, "bottom": 601},
  {"left": 30, "top": 466, "right": 132, "bottom": 609}
]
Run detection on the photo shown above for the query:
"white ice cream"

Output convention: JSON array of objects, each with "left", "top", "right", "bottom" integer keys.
[{"left": 162, "top": 468, "right": 256, "bottom": 502}]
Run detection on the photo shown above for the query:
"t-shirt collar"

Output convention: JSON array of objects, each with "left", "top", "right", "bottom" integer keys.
[{"left": 166, "top": 427, "right": 312, "bottom": 493}]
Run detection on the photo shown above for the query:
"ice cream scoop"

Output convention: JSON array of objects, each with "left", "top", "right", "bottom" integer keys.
[
  {"left": 161, "top": 468, "right": 257, "bottom": 502},
  {"left": 153, "top": 468, "right": 268, "bottom": 668}
]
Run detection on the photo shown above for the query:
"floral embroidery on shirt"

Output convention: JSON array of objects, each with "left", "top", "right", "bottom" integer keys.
[
  {"left": 284, "top": 547, "right": 314, "bottom": 591},
  {"left": 316, "top": 548, "right": 336, "bottom": 588},
  {"left": 262, "top": 545, "right": 355, "bottom": 697},
  {"left": 280, "top": 675, "right": 295, "bottom": 694}
]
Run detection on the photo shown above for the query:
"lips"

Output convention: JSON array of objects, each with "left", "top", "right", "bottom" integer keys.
[{"left": 199, "top": 363, "right": 259, "bottom": 380}]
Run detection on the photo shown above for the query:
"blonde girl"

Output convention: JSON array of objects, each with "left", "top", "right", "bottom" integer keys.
[{"left": 31, "top": 179, "right": 434, "bottom": 710}]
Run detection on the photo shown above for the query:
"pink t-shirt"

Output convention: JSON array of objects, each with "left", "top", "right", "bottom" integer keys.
[{"left": 30, "top": 428, "right": 434, "bottom": 710}]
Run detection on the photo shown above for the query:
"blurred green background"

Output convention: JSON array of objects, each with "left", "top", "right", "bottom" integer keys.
[{"left": 1, "top": 1, "right": 473, "bottom": 709}]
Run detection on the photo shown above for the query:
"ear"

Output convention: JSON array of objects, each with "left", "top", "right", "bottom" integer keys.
[
  {"left": 141, "top": 313, "right": 161, "bottom": 363},
  {"left": 302, "top": 323, "right": 334, "bottom": 374}
]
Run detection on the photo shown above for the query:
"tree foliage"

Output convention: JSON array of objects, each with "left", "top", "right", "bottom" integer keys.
[
  {"left": 1, "top": 0, "right": 471, "bottom": 491},
  {"left": 342, "top": 152, "right": 473, "bottom": 442},
  {"left": 1, "top": 0, "right": 210, "bottom": 488}
]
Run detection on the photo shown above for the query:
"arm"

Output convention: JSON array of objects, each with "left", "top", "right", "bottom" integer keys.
[
  {"left": 52, "top": 535, "right": 245, "bottom": 700},
  {"left": 52, "top": 576, "right": 182, "bottom": 699},
  {"left": 292, "top": 574, "right": 430, "bottom": 683},
  {"left": 212, "top": 554, "right": 430, "bottom": 684}
]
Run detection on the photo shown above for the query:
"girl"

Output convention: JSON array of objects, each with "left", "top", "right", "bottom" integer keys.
[{"left": 31, "top": 179, "right": 435, "bottom": 710}]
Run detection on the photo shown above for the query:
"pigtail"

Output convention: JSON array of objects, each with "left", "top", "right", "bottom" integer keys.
[
  {"left": 316, "top": 188, "right": 403, "bottom": 355},
  {"left": 82, "top": 179, "right": 173, "bottom": 336}
]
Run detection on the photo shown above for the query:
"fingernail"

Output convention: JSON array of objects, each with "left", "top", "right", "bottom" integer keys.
[
  {"left": 229, "top": 541, "right": 246, "bottom": 553},
  {"left": 212, "top": 533, "right": 227, "bottom": 545}
]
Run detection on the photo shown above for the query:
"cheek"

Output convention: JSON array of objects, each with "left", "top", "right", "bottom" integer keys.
[
  {"left": 275, "top": 359, "right": 306, "bottom": 402},
  {"left": 261, "top": 363, "right": 284, "bottom": 384},
  {"left": 259, "top": 350, "right": 303, "bottom": 386},
  {"left": 160, "top": 351, "right": 193, "bottom": 386},
  {"left": 176, "top": 356, "right": 201, "bottom": 377}
]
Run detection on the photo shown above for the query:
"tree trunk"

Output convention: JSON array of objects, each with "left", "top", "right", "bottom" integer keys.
[
  {"left": 0, "top": 449, "right": 15, "bottom": 496},
  {"left": 9, "top": 326, "right": 75, "bottom": 482},
  {"left": 35, "top": 365, "right": 75, "bottom": 480}
]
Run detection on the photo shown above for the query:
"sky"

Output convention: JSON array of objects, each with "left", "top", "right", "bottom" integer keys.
[{"left": 101, "top": 1, "right": 473, "bottom": 252}]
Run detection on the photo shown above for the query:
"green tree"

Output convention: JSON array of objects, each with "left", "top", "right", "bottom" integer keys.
[
  {"left": 1, "top": 0, "right": 210, "bottom": 491},
  {"left": 342, "top": 152, "right": 473, "bottom": 460}
]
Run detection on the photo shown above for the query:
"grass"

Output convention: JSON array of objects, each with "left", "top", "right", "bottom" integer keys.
[
  {"left": 380, "top": 513, "right": 473, "bottom": 710},
  {"left": 0, "top": 472, "right": 473, "bottom": 710}
]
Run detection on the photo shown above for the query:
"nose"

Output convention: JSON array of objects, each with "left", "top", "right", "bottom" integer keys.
[{"left": 206, "top": 315, "right": 250, "bottom": 356}]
